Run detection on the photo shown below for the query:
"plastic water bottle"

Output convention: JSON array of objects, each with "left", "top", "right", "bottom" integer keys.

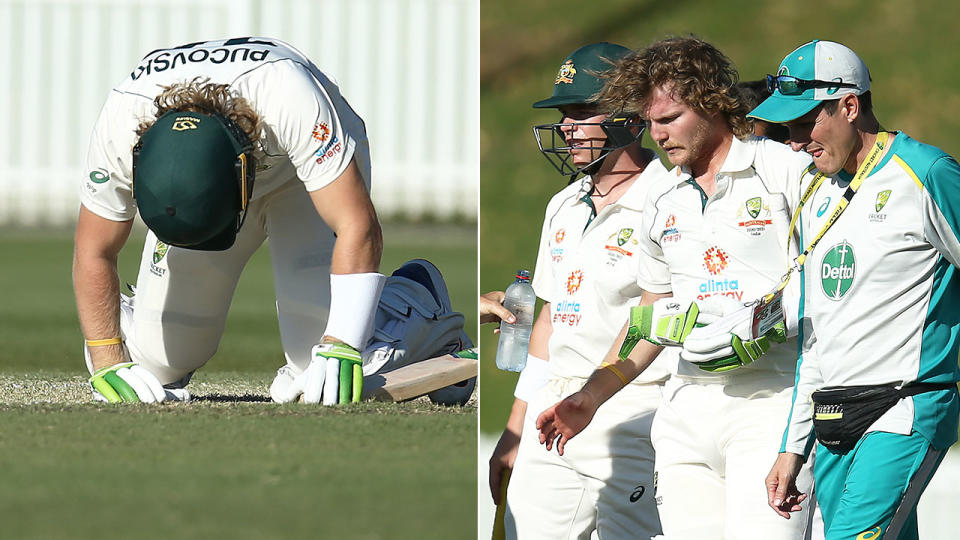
[{"left": 495, "top": 270, "right": 536, "bottom": 372}]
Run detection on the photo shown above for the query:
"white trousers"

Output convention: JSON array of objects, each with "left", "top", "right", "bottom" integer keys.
[
  {"left": 651, "top": 374, "right": 814, "bottom": 540},
  {"left": 124, "top": 179, "right": 335, "bottom": 384},
  {"left": 505, "top": 378, "right": 663, "bottom": 540}
]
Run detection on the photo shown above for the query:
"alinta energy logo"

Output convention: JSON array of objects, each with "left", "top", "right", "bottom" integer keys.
[
  {"left": 312, "top": 122, "right": 330, "bottom": 143},
  {"left": 702, "top": 246, "right": 729, "bottom": 275},
  {"left": 555, "top": 229, "right": 566, "bottom": 244},
  {"left": 566, "top": 269, "right": 584, "bottom": 295},
  {"left": 662, "top": 214, "right": 681, "bottom": 243},
  {"left": 820, "top": 241, "right": 855, "bottom": 300}
]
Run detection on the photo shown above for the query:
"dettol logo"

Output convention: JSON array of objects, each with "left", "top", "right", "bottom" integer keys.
[{"left": 820, "top": 241, "right": 855, "bottom": 300}]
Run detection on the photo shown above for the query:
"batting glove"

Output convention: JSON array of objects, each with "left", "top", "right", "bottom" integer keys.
[
  {"left": 680, "top": 296, "right": 787, "bottom": 372},
  {"left": 270, "top": 343, "right": 363, "bottom": 405},
  {"left": 89, "top": 362, "right": 184, "bottom": 403},
  {"left": 618, "top": 298, "right": 700, "bottom": 360}
]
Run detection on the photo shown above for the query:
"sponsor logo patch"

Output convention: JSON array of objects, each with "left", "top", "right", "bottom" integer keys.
[
  {"left": 702, "top": 246, "right": 729, "bottom": 275},
  {"left": 552, "top": 299, "right": 582, "bottom": 327},
  {"left": 662, "top": 214, "right": 681, "bottom": 243},
  {"left": 817, "top": 196, "right": 831, "bottom": 217},
  {"left": 697, "top": 278, "right": 742, "bottom": 301},
  {"left": 566, "top": 270, "right": 584, "bottom": 294},
  {"left": 820, "top": 241, "right": 855, "bottom": 300},
  {"left": 88, "top": 168, "right": 110, "bottom": 184},
  {"left": 856, "top": 527, "right": 882, "bottom": 540},
  {"left": 312, "top": 122, "right": 330, "bottom": 143},
  {"left": 171, "top": 116, "right": 200, "bottom": 131}
]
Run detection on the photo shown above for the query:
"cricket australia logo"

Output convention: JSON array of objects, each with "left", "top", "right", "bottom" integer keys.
[
  {"left": 617, "top": 228, "right": 634, "bottom": 246},
  {"left": 820, "top": 241, "right": 855, "bottom": 301},
  {"left": 869, "top": 190, "right": 891, "bottom": 222},
  {"left": 171, "top": 116, "right": 200, "bottom": 131},
  {"left": 737, "top": 197, "right": 773, "bottom": 236},
  {"left": 555, "top": 60, "right": 576, "bottom": 84},
  {"left": 150, "top": 241, "right": 169, "bottom": 277}
]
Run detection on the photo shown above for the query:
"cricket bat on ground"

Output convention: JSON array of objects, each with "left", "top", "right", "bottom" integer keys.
[{"left": 361, "top": 350, "right": 478, "bottom": 402}]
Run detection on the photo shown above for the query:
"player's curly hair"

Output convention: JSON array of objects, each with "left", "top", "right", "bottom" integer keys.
[
  {"left": 135, "top": 77, "right": 263, "bottom": 143},
  {"left": 597, "top": 37, "right": 752, "bottom": 139}
]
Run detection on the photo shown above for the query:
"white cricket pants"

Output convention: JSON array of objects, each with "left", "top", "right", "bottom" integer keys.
[
  {"left": 123, "top": 179, "right": 335, "bottom": 384},
  {"left": 651, "top": 373, "right": 814, "bottom": 540},
  {"left": 505, "top": 377, "right": 663, "bottom": 540}
]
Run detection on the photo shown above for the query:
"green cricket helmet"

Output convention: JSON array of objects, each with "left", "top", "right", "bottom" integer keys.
[
  {"left": 132, "top": 111, "right": 255, "bottom": 251},
  {"left": 532, "top": 42, "right": 644, "bottom": 178}
]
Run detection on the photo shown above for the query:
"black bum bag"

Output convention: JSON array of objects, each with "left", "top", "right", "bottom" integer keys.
[{"left": 811, "top": 382, "right": 955, "bottom": 455}]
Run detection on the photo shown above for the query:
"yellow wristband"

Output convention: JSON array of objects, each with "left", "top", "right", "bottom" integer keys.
[
  {"left": 600, "top": 362, "right": 629, "bottom": 386},
  {"left": 85, "top": 337, "right": 122, "bottom": 347}
]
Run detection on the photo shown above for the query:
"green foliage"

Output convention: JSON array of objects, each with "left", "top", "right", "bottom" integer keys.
[{"left": 480, "top": 0, "right": 960, "bottom": 432}]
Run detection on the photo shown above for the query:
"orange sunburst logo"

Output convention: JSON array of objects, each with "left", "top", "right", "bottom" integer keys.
[
  {"left": 702, "top": 247, "right": 729, "bottom": 275},
  {"left": 566, "top": 270, "right": 584, "bottom": 294}
]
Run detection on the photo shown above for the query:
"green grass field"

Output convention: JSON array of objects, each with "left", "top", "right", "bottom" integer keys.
[
  {"left": 0, "top": 224, "right": 477, "bottom": 539},
  {"left": 479, "top": 0, "right": 960, "bottom": 433}
]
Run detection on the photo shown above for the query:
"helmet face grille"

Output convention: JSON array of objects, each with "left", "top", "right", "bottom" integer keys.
[{"left": 532, "top": 117, "right": 645, "bottom": 178}]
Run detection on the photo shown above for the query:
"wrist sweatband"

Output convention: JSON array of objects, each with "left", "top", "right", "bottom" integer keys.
[
  {"left": 513, "top": 355, "right": 549, "bottom": 403},
  {"left": 85, "top": 337, "right": 122, "bottom": 347},
  {"left": 322, "top": 272, "right": 387, "bottom": 350},
  {"left": 600, "top": 361, "right": 629, "bottom": 386}
]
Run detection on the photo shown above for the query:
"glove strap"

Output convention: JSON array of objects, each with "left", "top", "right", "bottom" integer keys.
[{"left": 618, "top": 305, "right": 651, "bottom": 360}]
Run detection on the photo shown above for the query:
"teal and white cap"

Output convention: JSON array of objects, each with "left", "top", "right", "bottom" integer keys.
[{"left": 748, "top": 39, "right": 871, "bottom": 123}]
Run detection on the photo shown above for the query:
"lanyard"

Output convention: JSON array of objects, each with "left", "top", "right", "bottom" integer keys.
[{"left": 762, "top": 131, "right": 890, "bottom": 303}]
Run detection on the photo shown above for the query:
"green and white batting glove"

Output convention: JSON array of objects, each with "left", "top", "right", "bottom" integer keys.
[
  {"left": 271, "top": 343, "right": 363, "bottom": 405},
  {"left": 618, "top": 298, "right": 701, "bottom": 360},
  {"left": 89, "top": 362, "right": 178, "bottom": 403},
  {"left": 680, "top": 297, "right": 787, "bottom": 372}
]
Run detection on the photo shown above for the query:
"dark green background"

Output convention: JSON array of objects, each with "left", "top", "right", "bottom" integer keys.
[{"left": 479, "top": 0, "right": 960, "bottom": 433}]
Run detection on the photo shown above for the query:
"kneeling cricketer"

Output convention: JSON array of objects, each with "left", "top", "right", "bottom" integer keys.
[{"left": 75, "top": 36, "right": 469, "bottom": 405}]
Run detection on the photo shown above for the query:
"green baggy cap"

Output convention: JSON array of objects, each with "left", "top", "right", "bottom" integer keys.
[
  {"left": 533, "top": 42, "right": 634, "bottom": 109},
  {"left": 133, "top": 111, "right": 246, "bottom": 251}
]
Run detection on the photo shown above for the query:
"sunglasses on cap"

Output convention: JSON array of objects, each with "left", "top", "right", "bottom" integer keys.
[{"left": 766, "top": 74, "right": 859, "bottom": 96}]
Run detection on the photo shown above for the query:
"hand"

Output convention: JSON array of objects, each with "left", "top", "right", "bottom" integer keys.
[
  {"left": 680, "top": 296, "right": 787, "bottom": 372},
  {"left": 765, "top": 452, "right": 808, "bottom": 519},
  {"left": 89, "top": 362, "right": 188, "bottom": 403},
  {"left": 618, "top": 298, "right": 699, "bottom": 360},
  {"left": 270, "top": 342, "right": 363, "bottom": 405},
  {"left": 536, "top": 390, "right": 598, "bottom": 455},
  {"left": 480, "top": 291, "right": 516, "bottom": 328}
]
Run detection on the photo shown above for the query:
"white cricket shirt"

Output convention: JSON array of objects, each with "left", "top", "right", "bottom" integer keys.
[
  {"left": 637, "top": 136, "right": 815, "bottom": 381},
  {"left": 81, "top": 36, "right": 369, "bottom": 222},
  {"left": 532, "top": 157, "right": 673, "bottom": 384}
]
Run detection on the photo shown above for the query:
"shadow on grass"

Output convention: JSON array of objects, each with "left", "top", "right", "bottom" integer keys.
[{"left": 192, "top": 393, "right": 272, "bottom": 403}]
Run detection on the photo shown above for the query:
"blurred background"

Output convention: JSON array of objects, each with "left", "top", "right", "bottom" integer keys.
[{"left": 479, "top": 0, "right": 960, "bottom": 535}]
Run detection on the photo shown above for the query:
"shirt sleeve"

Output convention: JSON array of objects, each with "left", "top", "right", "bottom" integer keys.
[
  {"left": 921, "top": 155, "right": 960, "bottom": 268},
  {"left": 532, "top": 198, "right": 560, "bottom": 304},
  {"left": 240, "top": 61, "right": 365, "bottom": 192},
  {"left": 80, "top": 92, "right": 146, "bottom": 221},
  {"left": 635, "top": 187, "right": 672, "bottom": 293}
]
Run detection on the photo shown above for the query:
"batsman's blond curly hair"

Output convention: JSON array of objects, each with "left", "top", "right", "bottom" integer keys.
[
  {"left": 136, "top": 77, "right": 263, "bottom": 143},
  {"left": 598, "top": 36, "right": 752, "bottom": 139}
]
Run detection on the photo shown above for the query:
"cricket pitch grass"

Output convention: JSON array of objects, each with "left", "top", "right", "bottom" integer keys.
[{"left": 0, "top": 226, "right": 478, "bottom": 539}]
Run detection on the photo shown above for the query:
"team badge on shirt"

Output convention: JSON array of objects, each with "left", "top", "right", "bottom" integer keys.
[
  {"left": 736, "top": 197, "right": 773, "bottom": 236},
  {"left": 604, "top": 228, "right": 638, "bottom": 265},
  {"left": 869, "top": 190, "right": 891, "bottom": 222},
  {"left": 150, "top": 241, "right": 169, "bottom": 277},
  {"left": 820, "top": 241, "right": 856, "bottom": 300}
]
